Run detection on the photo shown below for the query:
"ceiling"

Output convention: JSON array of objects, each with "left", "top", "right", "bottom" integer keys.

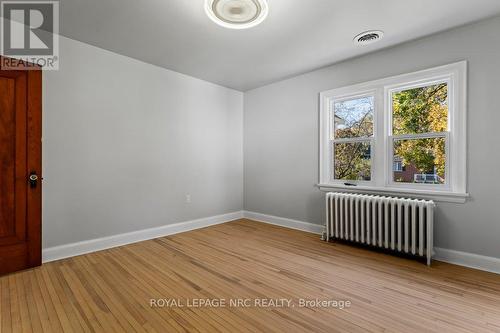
[{"left": 58, "top": 0, "right": 500, "bottom": 91}]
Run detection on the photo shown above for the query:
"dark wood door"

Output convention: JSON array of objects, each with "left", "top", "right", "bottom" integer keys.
[{"left": 0, "top": 57, "right": 42, "bottom": 275}]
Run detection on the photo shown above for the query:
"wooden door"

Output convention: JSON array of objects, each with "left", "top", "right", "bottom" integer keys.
[{"left": 0, "top": 57, "right": 42, "bottom": 275}]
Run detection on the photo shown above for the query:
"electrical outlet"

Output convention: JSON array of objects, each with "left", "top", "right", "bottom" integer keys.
[{"left": 185, "top": 194, "right": 191, "bottom": 204}]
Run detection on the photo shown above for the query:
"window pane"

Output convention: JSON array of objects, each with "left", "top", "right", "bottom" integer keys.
[
  {"left": 334, "top": 142, "right": 371, "bottom": 181},
  {"left": 393, "top": 137, "right": 445, "bottom": 184},
  {"left": 392, "top": 83, "right": 448, "bottom": 135},
  {"left": 334, "top": 96, "right": 374, "bottom": 138}
]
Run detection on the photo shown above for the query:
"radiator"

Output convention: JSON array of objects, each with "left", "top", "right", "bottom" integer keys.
[{"left": 325, "top": 192, "right": 435, "bottom": 266}]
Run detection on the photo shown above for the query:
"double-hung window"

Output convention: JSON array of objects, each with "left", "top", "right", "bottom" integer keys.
[{"left": 319, "top": 62, "right": 467, "bottom": 202}]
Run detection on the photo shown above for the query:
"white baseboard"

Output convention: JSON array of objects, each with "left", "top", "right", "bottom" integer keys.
[
  {"left": 42, "top": 211, "right": 244, "bottom": 263},
  {"left": 43, "top": 209, "right": 500, "bottom": 275},
  {"left": 243, "top": 211, "right": 324, "bottom": 234},
  {"left": 243, "top": 210, "right": 500, "bottom": 275},
  {"left": 434, "top": 248, "right": 500, "bottom": 274}
]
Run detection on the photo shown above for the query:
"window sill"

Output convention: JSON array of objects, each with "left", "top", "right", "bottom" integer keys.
[{"left": 317, "top": 184, "right": 469, "bottom": 203}]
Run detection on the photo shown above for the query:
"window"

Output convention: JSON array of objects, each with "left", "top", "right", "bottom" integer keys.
[
  {"left": 393, "top": 160, "right": 403, "bottom": 172},
  {"left": 319, "top": 62, "right": 467, "bottom": 202}
]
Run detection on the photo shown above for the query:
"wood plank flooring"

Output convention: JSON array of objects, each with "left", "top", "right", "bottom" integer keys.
[{"left": 1, "top": 219, "right": 500, "bottom": 332}]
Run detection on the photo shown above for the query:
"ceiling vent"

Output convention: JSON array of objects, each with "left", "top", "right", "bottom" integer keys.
[{"left": 354, "top": 30, "right": 384, "bottom": 45}]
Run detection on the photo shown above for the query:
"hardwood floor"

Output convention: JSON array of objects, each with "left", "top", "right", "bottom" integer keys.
[{"left": 1, "top": 219, "right": 500, "bottom": 332}]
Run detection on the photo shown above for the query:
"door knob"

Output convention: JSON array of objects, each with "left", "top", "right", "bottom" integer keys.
[{"left": 29, "top": 173, "right": 38, "bottom": 188}]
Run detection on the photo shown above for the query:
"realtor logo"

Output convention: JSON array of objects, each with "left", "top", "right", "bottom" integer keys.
[{"left": 1, "top": 0, "right": 59, "bottom": 69}]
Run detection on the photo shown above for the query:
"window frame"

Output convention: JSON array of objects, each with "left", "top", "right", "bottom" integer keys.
[{"left": 319, "top": 61, "right": 468, "bottom": 203}]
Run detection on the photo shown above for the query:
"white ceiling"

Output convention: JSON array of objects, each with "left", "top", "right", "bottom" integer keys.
[{"left": 59, "top": 0, "right": 500, "bottom": 91}]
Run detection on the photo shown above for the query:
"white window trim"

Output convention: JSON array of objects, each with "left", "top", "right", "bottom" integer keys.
[{"left": 319, "top": 61, "right": 468, "bottom": 203}]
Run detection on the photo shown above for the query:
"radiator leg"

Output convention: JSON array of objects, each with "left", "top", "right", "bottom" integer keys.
[
  {"left": 427, "top": 256, "right": 431, "bottom": 267},
  {"left": 325, "top": 195, "right": 329, "bottom": 242}
]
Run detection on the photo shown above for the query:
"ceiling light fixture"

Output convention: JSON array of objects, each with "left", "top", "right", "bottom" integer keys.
[{"left": 205, "top": 0, "right": 268, "bottom": 30}]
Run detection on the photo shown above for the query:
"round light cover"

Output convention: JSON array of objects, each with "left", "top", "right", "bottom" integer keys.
[{"left": 205, "top": 0, "right": 268, "bottom": 29}]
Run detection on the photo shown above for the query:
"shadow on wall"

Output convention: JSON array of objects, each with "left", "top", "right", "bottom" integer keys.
[{"left": 306, "top": 190, "right": 326, "bottom": 226}]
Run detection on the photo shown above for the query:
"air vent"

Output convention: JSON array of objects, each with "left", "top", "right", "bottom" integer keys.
[{"left": 354, "top": 30, "right": 384, "bottom": 45}]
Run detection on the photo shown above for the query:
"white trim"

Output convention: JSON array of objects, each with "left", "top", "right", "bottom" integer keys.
[
  {"left": 42, "top": 211, "right": 244, "bottom": 263},
  {"left": 390, "top": 132, "right": 448, "bottom": 140},
  {"left": 42, "top": 209, "right": 500, "bottom": 275},
  {"left": 244, "top": 211, "right": 500, "bottom": 274},
  {"left": 434, "top": 248, "right": 500, "bottom": 275},
  {"left": 317, "top": 184, "right": 468, "bottom": 203},
  {"left": 332, "top": 137, "right": 373, "bottom": 143},
  {"left": 243, "top": 211, "right": 324, "bottom": 234},
  {"left": 319, "top": 61, "right": 467, "bottom": 198}
]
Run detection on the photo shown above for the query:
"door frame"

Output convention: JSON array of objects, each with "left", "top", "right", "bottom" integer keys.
[{"left": 25, "top": 67, "right": 42, "bottom": 268}]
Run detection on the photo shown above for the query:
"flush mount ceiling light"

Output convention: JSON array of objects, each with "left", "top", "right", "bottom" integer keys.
[
  {"left": 353, "top": 30, "right": 384, "bottom": 45},
  {"left": 205, "top": 0, "right": 268, "bottom": 29}
]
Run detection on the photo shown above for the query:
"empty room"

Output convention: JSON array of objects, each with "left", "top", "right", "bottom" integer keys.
[{"left": 1, "top": 0, "right": 500, "bottom": 332}]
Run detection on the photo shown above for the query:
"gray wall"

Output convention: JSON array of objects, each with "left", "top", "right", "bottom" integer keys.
[
  {"left": 244, "top": 16, "right": 500, "bottom": 259},
  {"left": 43, "top": 37, "right": 243, "bottom": 248}
]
